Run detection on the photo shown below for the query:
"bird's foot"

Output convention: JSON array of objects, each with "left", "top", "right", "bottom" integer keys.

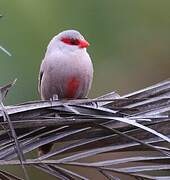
[{"left": 50, "top": 94, "right": 59, "bottom": 101}]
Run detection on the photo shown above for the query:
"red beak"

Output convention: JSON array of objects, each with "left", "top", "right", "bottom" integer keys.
[{"left": 79, "top": 40, "right": 90, "bottom": 48}]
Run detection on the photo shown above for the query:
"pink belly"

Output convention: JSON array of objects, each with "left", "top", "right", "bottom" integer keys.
[{"left": 66, "top": 77, "right": 80, "bottom": 98}]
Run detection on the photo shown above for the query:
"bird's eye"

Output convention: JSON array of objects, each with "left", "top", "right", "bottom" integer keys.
[
  {"left": 70, "top": 39, "right": 79, "bottom": 45},
  {"left": 61, "top": 38, "right": 80, "bottom": 46}
]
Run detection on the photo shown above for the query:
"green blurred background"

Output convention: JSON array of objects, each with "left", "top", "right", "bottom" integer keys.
[
  {"left": 1, "top": 0, "right": 170, "bottom": 104},
  {"left": 1, "top": 0, "right": 170, "bottom": 178}
]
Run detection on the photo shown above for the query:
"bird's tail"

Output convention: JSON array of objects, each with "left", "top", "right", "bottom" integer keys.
[{"left": 38, "top": 143, "right": 54, "bottom": 156}]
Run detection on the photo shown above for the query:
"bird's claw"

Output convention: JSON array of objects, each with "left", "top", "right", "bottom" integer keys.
[{"left": 50, "top": 94, "right": 59, "bottom": 101}]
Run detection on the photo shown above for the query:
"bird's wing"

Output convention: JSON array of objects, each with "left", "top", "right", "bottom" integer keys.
[
  {"left": 38, "top": 70, "right": 43, "bottom": 95},
  {"left": 38, "top": 60, "right": 45, "bottom": 95}
]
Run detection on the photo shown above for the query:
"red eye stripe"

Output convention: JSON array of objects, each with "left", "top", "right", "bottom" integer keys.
[{"left": 61, "top": 38, "right": 80, "bottom": 46}]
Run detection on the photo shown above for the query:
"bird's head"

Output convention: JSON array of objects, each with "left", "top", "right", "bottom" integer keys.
[{"left": 47, "top": 30, "right": 90, "bottom": 54}]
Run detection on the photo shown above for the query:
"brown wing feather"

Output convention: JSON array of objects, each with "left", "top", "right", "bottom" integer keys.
[
  {"left": 38, "top": 59, "right": 46, "bottom": 96},
  {"left": 38, "top": 70, "right": 43, "bottom": 95}
]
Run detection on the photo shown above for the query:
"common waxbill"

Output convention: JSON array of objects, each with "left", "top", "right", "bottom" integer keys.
[{"left": 38, "top": 30, "right": 93, "bottom": 155}]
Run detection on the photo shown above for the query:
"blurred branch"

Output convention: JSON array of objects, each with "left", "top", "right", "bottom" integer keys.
[{"left": 0, "top": 46, "right": 11, "bottom": 56}]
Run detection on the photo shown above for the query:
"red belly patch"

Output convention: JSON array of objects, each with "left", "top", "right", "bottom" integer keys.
[{"left": 66, "top": 77, "right": 80, "bottom": 98}]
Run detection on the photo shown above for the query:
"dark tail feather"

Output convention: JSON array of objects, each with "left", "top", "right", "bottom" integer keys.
[{"left": 38, "top": 143, "right": 53, "bottom": 156}]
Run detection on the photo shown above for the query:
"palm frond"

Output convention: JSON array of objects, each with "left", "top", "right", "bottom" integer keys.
[{"left": 0, "top": 80, "right": 169, "bottom": 179}]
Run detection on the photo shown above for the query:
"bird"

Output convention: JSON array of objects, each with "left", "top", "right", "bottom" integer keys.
[{"left": 38, "top": 30, "right": 93, "bottom": 156}]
